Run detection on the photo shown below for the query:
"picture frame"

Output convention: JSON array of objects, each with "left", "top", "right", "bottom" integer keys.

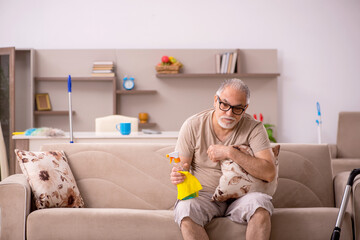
[{"left": 35, "top": 93, "right": 52, "bottom": 111}]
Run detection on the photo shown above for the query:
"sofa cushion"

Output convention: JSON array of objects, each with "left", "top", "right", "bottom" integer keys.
[
  {"left": 272, "top": 144, "right": 334, "bottom": 208},
  {"left": 332, "top": 158, "right": 360, "bottom": 177},
  {"left": 27, "top": 208, "right": 183, "bottom": 240},
  {"left": 26, "top": 207, "right": 353, "bottom": 240},
  {"left": 40, "top": 143, "right": 177, "bottom": 209},
  {"left": 270, "top": 208, "right": 353, "bottom": 240},
  {"left": 207, "top": 208, "right": 353, "bottom": 240},
  {"left": 38, "top": 143, "right": 335, "bottom": 209},
  {"left": 15, "top": 149, "right": 84, "bottom": 209},
  {"left": 336, "top": 111, "right": 360, "bottom": 158}
]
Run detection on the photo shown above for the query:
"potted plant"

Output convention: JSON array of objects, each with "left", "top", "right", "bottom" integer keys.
[{"left": 253, "top": 113, "right": 277, "bottom": 143}]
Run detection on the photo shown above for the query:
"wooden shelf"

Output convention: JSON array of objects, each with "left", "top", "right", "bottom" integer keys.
[
  {"left": 116, "top": 90, "right": 157, "bottom": 95},
  {"left": 116, "top": 90, "right": 158, "bottom": 127},
  {"left": 35, "top": 77, "right": 116, "bottom": 82},
  {"left": 34, "top": 76, "right": 117, "bottom": 115},
  {"left": 34, "top": 110, "right": 75, "bottom": 115},
  {"left": 156, "top": 73, "right": 280, "bottom": 79},
  {"left": 139, "top": 122, "right": 157, "bottom": 128}
]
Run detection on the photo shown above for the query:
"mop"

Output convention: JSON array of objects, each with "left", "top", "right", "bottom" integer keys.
[
  {"left": 316, "top": 102, "right": 322, "bottom": 144},
  {"left": 68, "top": 75, "right": 74, "bottom": 143}
]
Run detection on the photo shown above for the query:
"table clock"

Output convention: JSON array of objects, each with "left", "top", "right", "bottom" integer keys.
[{"left": 123, "top": 76, "right": 135, "bottom": 90}]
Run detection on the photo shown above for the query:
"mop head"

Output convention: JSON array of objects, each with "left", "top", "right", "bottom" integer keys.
[{"left": 25, "top": 127, "right": 65, "bottom": 137}]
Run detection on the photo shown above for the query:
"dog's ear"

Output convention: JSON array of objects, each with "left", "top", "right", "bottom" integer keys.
[{"left": 272, "top": 145, "right": 280, "bottom": 157}]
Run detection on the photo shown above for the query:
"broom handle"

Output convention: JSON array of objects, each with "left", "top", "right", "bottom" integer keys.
[{"left": 68, "top": 75, "right": 74, "bottom": 143}]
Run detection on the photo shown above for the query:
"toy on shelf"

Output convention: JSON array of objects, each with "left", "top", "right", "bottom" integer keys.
[
  {"left": 253, "top": 113, "right": 277, "bottom": 143},
  {"left": 166, "top": 151, "right": 202, "bottom": 200},
  {"left": 155, "top": 56, "right": 183, "bottom": 74}
]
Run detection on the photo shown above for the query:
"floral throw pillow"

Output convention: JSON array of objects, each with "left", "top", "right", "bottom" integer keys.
[
  {"left": 212, "top": 145, "right": 280, "bottom": 202},
  {"left": 15, "top": 149, "right": 84, "bottom": 209}
]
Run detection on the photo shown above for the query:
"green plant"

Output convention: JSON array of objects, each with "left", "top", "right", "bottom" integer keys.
[
  {"left": 254, "top": 114, "right": 277, "bottom": 143},
  {"left": 264, "top": 123, "right": 277, "bottom": 143}
]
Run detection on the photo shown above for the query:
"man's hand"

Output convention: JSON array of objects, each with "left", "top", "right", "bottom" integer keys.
[
  {"left": 207, "top": 145, "right": 231, "bottom": 163},
  {"left": 170, "top": 163, "right": 189, "bottom": 185}
]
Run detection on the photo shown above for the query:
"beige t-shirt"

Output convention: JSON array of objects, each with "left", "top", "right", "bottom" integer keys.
[{"left": 175, "top": 109, "right": 271, "bottom": 193}]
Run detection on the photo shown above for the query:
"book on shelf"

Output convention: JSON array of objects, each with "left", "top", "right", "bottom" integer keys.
[
  {"left": 217, "top": 51, "right": 238, "bottom": 74},
  {"left": 91, "top": 72, "right": 115, "bottom": 77},
  {"left": 230, "top": 52, "right": 237, "bottom": 74},
  {"left": 220, "top": 54, "right": 227, "bottom": 74},
  {"left": 92, "top": 66, "right": 114, "bottom": 70},
  {"left": 226, "top": 53, "right": 233, "bottom": 73},
  {"left": 93, "top": 61, "right": 114, "bottom": 66},
  {"left": 215, "top": 54, "right": 221, "bottom": 73},
  {"left": 224, "top": 52, "right": 230, "bottom": 73},
  {"left": 92, "top": 61, "right": 115, "bottom": 77},
  {"left": 92, "top": 69, "right": 113, "bottom": 73}
]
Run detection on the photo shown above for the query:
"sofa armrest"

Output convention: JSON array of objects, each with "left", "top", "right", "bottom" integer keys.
[
  {"left": 329, "top": 144, "right": 337, "bottom": 159},
  {"left": 0, "top": 174, "right": 31, "bottom": 240},
  {"left": 334, "top": 171, "right": 360, "bottom": 240}
]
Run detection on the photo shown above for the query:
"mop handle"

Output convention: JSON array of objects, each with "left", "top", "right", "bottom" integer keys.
[
  {"left": 331, "top": 168, "right": 360, "bottom": 240},
  {"left": 68, "top": 75, "right": 74, "bottom": 143},
  {"left": 316, "top": 102, "right": 322, "bottom": 144}
]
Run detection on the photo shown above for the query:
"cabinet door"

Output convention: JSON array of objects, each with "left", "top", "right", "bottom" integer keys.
[{"left": 0, "top": 47, "right": 15, "bottom": 175}]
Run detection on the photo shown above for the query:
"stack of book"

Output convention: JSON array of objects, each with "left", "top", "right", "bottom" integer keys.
[
  {"left": 215, "top": 51, "right": 238, "bottom": 74},
  {"left": 91, "top": 61, "right": 115, "bottom": 77}
]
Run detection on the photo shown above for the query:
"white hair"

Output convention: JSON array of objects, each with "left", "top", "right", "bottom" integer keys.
[{"left": 216, "top": 78, "right": 250, "bottom": 104}]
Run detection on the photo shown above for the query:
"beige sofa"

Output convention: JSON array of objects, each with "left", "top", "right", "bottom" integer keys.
[
  {"left": 330, "top": 111, "right": 360, "bottom": 176},
  {"left": 1, "top": 143, "right": 359, "bottom": 240}
]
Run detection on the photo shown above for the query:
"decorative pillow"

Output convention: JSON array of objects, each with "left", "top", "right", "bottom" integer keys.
[
  {"left": 15, "top": 149, "right": 84, "bottom": 209},
  {"left": 212, "top": 145, "right": 280, "bottom": 202}
]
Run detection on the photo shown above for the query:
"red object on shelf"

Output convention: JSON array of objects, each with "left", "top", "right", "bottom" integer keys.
[
  {"left": 253, "top": 113, "right": 264, "bottom": 122},
  {"left": 162, "top": 56, "right": 169, "bottom": 63}
]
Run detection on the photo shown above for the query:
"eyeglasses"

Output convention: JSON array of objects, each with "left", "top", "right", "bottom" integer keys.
[{"left": 217, "top": 96, "right": 247, "bottom": 115}]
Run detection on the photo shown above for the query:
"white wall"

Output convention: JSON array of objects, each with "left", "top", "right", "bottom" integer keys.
[{"left": 1, "top": 0, "right": 359, "bottom": 144}]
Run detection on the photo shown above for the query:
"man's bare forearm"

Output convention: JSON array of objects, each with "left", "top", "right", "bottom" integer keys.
[{"left": 228, "top": 146, "right": 276, "bottom": 182}]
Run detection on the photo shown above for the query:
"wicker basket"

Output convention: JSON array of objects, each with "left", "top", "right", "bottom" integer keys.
[{"left": 155, "top": 65, "right": 180, "bottom": 74}]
